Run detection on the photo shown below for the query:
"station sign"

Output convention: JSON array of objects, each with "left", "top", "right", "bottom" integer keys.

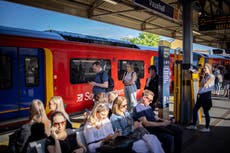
[
  {"left": 158, "top": 43, "right": 170, "bottom": 109},
  {"left": 134, "top": 0, "right": 179, "bottom": 20},
  {"left": 198, "top": 16, "right": 230, "bottom": 31}
]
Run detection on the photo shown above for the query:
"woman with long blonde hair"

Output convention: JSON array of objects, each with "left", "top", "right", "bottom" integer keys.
[
  {"left": 30, "top": 99, "right": 51, "bottom": 135},
  {"left": 187, "top": 63, "right": 215, "bottom": 132},
  {"left": 83, "top": 103, "right": 119, "bottom": 153},
  {"left": 13, "top": 99, "right": 50, "bottom": 153},
  {"left": 48, "top": 96, "right": 72, "bottom": 129}
]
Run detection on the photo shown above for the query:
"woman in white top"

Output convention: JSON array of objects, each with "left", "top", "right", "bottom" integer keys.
[
  {"left": 122, "top": 63, "right": 137, "bottom": 112},
  {"left": 187, "top": 63, "right": 215, "bottom": 132},
  {"left": 83, "top": 103, "right": 120, "bottom": 153}
]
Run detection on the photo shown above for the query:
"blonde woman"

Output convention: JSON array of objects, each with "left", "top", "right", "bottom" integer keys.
[
  {"left": 93, "top": 92, "right": 107, "bottom": 104},
  {"left": 29, "top": 99, "right": 51, "bottom": 135},
  {"left": 110, "top": 96, "right": 164, "bottom": 153},
  {"left": 83, "top": 103, "right": 119, "bottom": 153},
  {"left": 48, "top": 96, "right": 72, "bottom": 129},
  {"left": 47, "top": 111, "right": 86, "bottom": 153},
  {"left": 122, "top": 63, "right": 137, "bottom": 112},
  {"left": 14, "top": 99, "right": 51, "bottom": 153},
  {"left": 187, "top": 63, "right": 215, "bottom": 132}
]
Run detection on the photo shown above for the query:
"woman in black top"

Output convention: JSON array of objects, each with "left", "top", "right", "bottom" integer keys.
[
  {"left": 46, "top": 111, "right": 86, "bottom": 153},
  {"left": 145, "top": 65, "right": 159, "bottom": 110},
  {"left": 48, "top": 96, "right": 73, "bottom": 129}
]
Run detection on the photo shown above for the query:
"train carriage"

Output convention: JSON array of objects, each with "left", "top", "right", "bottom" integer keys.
[
  {"left": 1, "top": 26, "right": 229, "bottom": 130},
  {"left": 0, "top": 26, "right": 157, "bottom": 128}
]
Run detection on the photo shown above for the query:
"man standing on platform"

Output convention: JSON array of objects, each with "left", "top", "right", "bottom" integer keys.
[{"left": 88, "top": 61, "right": 108, "bottom": 95}]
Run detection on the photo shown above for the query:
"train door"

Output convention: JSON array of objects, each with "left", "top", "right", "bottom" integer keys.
[
  {"left": 0, "top": 47, "right": 18, "bottom": 122},
  {"left": 0, "top": 47, "right": 45, "bottom": 122}
]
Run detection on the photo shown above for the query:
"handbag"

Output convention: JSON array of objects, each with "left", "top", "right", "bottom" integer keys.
[
  {"left": 129, "top": 126, "right": 149, "bottom": 140},
  {"left": 98, "top": 136, "right": 135, "bottom": 153}
]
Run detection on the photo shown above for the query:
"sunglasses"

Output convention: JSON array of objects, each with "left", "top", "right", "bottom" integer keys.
[
  {"left": 145, "top": 96, "right": 153, "bottom": 101},
  {"left": 120, "top": 104, "right": 127, "bottom": 108},
  {"left": 53, "top": 120, "right": 66, "bottom": 127}
]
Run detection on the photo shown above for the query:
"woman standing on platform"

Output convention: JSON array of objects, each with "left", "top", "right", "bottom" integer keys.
[
  {"left": 122, "top": 63, "right": 137, "bottom": 112},
  {"left": 144, "top": 65, "right": 159, "bottom": 111},
  {"left": 187, "top": 63, "right": 215, "bottom": 132}
]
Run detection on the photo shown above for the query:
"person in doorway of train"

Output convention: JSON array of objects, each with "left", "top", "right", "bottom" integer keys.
[
  {"left": 144, "top": 65, "right": 159, "bottom": 111},
  {"left": 110, "top": 96, "right": 165, "bottom": 153},
  {"left": 88, "top": 61, "right": 108, "bottom": 95},
  {"left": 133, "top": 90, "right": 183, "bottom": 153},
  {"left": 83, "top": 103, "right": 120, "bottom": 153},
  {"left": 122, "top": 63, "right": 137, "bottom": 112},
  {"left": 46, "top": 111, "right": 86, "bottom": 153},
  {"left": 10, "top": 99, "right": 51, "bottom": 153},
  {"left": 48, "top": 96, "right": 73, "bottom": 129},
  {"left": 187, "top": 63, "right": 215, "bottom": 132}
]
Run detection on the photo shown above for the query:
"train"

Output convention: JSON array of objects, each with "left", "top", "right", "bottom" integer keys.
[{"left": 0, "top": 26, "right": 229, "bottom": 129}]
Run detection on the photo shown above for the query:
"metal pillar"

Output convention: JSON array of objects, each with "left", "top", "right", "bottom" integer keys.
[{"left": 181, "top": 0, "right": 193, "bottom": 124}]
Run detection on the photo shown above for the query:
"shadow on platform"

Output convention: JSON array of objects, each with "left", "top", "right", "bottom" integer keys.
[{"left": 182, "top": 125, "right": 230, "bottom": 153}]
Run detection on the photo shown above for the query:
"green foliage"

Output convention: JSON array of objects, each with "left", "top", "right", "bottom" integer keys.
[{"left": 123, "top": 32, "right": 161, "bottom": 47}]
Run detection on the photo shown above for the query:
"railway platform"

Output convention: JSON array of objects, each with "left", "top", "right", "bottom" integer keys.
[
  {"left": 0, "top": 95, "right": 229, "bottom": 153},
  {"left": 182, "top": 95, "right": 230, "bottom": 153}
]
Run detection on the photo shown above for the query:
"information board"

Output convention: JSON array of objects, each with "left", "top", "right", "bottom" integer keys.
[{"left": 198, "top": 16, "right": 230, "bottom": 31}]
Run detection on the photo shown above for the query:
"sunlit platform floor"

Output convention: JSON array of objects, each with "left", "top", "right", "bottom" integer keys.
[{"left": 182, "top": 94, "right": 230, "bottom": 153}]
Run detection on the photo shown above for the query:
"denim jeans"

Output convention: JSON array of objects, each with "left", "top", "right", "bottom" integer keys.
[
  {"left": 192, "top": 91, "right": 212, "bottom": 128},
  {"left": 124, "top": 85, "right": 137, "bottom": 111}
]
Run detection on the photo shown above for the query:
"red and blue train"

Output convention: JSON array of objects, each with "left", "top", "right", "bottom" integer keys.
[{"left": 0, "top": 26, "right": 229, "bottom": 129}]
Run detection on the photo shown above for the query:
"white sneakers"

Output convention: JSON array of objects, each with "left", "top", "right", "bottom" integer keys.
[
  {"left": 186, "top": 125, "right": 210, "bottom": 133},
  {"left": 186, "top": 125, "right": 197, "bottom": 130},
  {"left": 199, "top": 128, "right": 210, "bottom": 133}
]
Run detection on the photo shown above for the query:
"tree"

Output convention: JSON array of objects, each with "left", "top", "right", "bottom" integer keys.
[{"left": 123, "top": 32, "right": 161, "bottom": 47}]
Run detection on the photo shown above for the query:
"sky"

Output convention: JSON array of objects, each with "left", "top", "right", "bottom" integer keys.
[{"left": 0, "top": 0, "right": 215, "bottom": 50}]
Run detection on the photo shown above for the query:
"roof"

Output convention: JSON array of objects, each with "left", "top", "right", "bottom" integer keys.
[
  {"left": 0, "top": 26, "right": 64, "bottom": 40},
  {"left": 7, "top": 0, "right": 230, "bottom": 50},
  {"left": 48, "top": 30, "right": 139, "bottom": 48},
  {"left": 137, "top": 45, "right": 158, "bottom": 51},
  {"left": 0, "top": 26, "right": 139, "bottom": 49}
]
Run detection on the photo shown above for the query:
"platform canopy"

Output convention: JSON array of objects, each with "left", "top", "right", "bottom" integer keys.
[{"left": 7, "top": 0, "right": 230, "bottom": 50}]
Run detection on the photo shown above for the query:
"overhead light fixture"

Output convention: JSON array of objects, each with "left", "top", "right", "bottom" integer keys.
[
  {"left": 103, "top": 0, "right": 118, "bottom": 5},
  {"left": 193, "top": 30, "right": 201, "bottom": 35}
]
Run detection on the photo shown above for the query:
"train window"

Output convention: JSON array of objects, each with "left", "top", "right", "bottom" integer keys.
[
  {"left": 0, "top": 55, "right": 12, "bottom": 89},
  {"left": 118, "top": 60, "right": 144, "bottom": 80},
  {"left": 25, "top": 57, "right": 39, "bottom": 87},
  {"left": 70, "top": 59, "right": 111, "bottom": 84}
]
